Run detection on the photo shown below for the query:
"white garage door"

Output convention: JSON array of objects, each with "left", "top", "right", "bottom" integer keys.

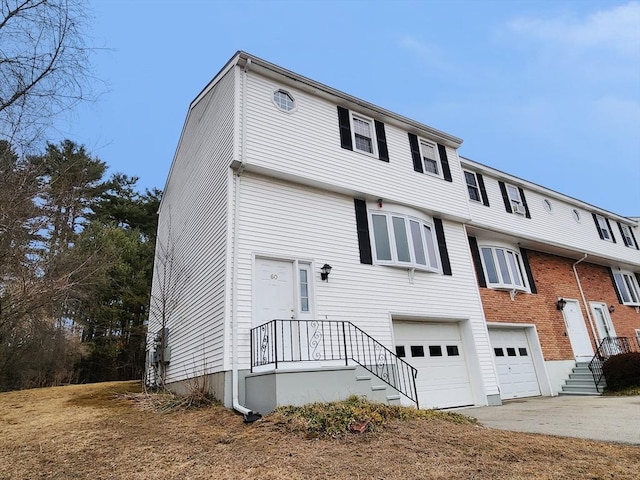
[
  {"left": 490, "top": 329, "right": 541, "bottom": 400},
  {"left": 393, "top": 322, "right": 474, "bottom": 409}
]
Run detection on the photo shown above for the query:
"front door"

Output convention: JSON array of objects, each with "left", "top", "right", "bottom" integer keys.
[
  {"left": 254, "top": 258, "right": 295, "bottom": 327},
  {"left": 562, "top": 299, "right": 594, "bottom": 360}
]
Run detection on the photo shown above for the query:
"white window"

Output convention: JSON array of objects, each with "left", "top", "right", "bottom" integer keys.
[
  {"left": 273, "top": 89, "right": 295, "bottom": 111},
  {"left": 420, "top": 140, "right": 440, "bottom": 176},
  {"left": 351, "top": 114, "right": 376, "bottom": 156},
  {"left": 370, "top": 212, "right": 439, "bottom": 271},
  {"left": 620, "top": 224, "right": 635, "bottom": 248},
  {"left": 480, "top": 245, "right": 528, "bottom": 291},
  {"left": 299, "top": 267, "right": 310, "bottom": 312},
  {"left": 464, "top": 171, "right": 481, "bottom": 202},
  {"left": 596, "top": 215, "right": 612, "bottom": 241},
  {"left": 612, "top": 271, "right": 640, "bottom": 305},
  {"left": 572, "top": 209, "right": 581, "bottom": 222},
  {"left": 506, "top": 184, "right": 525, "bottom": 215}
]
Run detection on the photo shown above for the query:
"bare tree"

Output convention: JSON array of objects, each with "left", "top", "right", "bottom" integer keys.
[
  {"left": 148, "top": 223, "right": 187, "bottom": 388},
  {"left": 0, "top": 0, "right": 94, "bottom": 151}
]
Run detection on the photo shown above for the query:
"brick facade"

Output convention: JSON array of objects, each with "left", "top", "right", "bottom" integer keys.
[{"left": 478, "top": 249, "right": 640, "bottom": 361}]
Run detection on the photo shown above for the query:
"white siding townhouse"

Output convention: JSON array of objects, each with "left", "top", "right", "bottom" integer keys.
[{"left": 146, "top": 52, "right": 640, "bottom": 418}]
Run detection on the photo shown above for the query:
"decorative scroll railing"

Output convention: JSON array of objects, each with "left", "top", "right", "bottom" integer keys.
[
  {"left": 250, "top": 319, "right": 419, "bottom": 407},
  {"left": 588, "top": 336, "right": 640, "bottom": 393}
]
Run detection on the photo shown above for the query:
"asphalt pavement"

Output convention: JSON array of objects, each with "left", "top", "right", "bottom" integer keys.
[{"left": 460, "top": 395, "right": 640, "bottom": 445}]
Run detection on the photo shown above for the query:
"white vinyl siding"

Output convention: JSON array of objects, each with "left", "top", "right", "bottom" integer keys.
[
  {"left": 235, "top": 173, "right": 499, "bottom": 399},
  {"left": 148, "top": 69, "right": 236, "bottom": 383},
  {"left": 462, "top": 160, "right": 640, "bottom": 267},
  {"left": 243, "top": 73, "right": 471, "bottom": 221}
]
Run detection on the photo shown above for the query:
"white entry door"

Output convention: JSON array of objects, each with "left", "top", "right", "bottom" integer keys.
[
  {"left": 562, "top": 299, "right": 594, "bottom": 360},
  {"left": 254, "top": 258, "right": 295, "bottom": 327}
]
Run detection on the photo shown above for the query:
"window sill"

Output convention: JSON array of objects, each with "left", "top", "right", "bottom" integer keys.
[{"left": 375, "top": 262, "right": 440, "bottom": 274}]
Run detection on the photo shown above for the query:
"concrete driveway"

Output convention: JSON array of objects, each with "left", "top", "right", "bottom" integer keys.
[{"left": 460, "top": 395, "right": 640, "bottom": 445}]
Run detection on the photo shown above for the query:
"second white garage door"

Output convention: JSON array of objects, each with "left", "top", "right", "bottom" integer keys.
[
  {"left": 490, "top": 328, "right": 541, "bottom": 400},
  {"left": 393, "top": 321, "right": 474, "bottom": 409}
]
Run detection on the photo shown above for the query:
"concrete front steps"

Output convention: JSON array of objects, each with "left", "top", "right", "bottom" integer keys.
[
  {"left": 355, "top": 367, "right": 402, "bottom": 406},
  {"left": 559, "top": 361, "right": 603, "bottom": 395}
]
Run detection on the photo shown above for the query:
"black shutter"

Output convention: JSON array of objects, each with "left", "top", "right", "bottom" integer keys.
[
  {"left": 618, "top": 222, "right": 630, "bottom": 247},
  {"left": 375, "top": 120, "right": 389, "bottom": 162},
  {"left": 433, "top": 218, "right": 452, "bottom": 276},
  {"left": 408, "top": 133, "right": 423, "bottom": 173},
  {"left": 437, "top": 144, "right": 452, "bottom": 182},
  {"left": 605, "top": 218, "right": 616, "bottom": 243},
  {"left": 592, "top": 213, "right": 604, "bottom": 239},
  {"left": 337, "top": 106, "right": 352, "bottom": 151},
  {"left": 498, "top": 181, "right": 512, "bottom": 213},
  {"left": 519, "top": 248, "right": 537, "bottom": 294},
  {"left": 608, "top": 268, "right": 623, "bottom": 304},
  {"left": 477, "top": 173, "right": 490, "bottom": 206},
  {"left": 630, "top": 227, "right": 639, "bottom": 249},
  {"left": 518, "top": 187, "right": 531, "bottom": 219},
  {"left": 354, "top": 199, "right": 372, "bottom": 265},
  {"left": 468, "top": 236, "right": 486, "bottom": 288}
]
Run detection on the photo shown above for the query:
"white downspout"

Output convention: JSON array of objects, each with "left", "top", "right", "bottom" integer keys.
[
  {"left": 572, "top": 254, "right": 599, "bottom": 347},
  {"left": 231, "top": 58, "right": 259, "bottom": 421}
]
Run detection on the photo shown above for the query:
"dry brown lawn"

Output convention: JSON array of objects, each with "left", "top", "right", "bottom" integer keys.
[{"left": 0, "top": 381, "right": 638, "bottom": 479}]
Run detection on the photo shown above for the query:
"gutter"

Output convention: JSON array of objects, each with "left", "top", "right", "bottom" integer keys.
[
  {"left": 231, "top": 58, "right": 261, "bottom": 423},
  {"left": 571, "top": 254, "right": 600, "bottom": 348}
]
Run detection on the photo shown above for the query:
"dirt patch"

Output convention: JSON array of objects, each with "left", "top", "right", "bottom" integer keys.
[{"left": 1, "top": 382, "right": 639, "bottom": 479}]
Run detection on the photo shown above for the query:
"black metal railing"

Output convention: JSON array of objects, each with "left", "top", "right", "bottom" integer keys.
[
  {"left": 588, "top": 336, "right": 640, "bottom": 392},
  {"left": 250, "top": 319, "right": 419, "bottom": 407}
]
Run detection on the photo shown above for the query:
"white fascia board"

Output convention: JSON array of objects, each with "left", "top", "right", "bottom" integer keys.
[{"left": 460, "top": 156, "right": 638, "bottom": 226}]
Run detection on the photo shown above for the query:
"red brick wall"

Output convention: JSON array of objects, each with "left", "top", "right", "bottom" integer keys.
[{"left": 479, "top": 250, "right": 640, "bottom": 361}]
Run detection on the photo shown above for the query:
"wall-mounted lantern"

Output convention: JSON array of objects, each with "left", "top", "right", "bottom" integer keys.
[
  {"left": 320, "top": 264, "right": 332, "bottom": 282},
  {"left": 608, "top": 305, "right": 615, "bottom": 314},
  {"left": 556, "top": 298, "right": 567, "bottom": 311}
]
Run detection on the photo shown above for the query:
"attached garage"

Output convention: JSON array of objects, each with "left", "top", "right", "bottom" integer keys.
[
  {"left": 393, "top": 321, "right": 474, "bottom": 409},
  {"left": 489, "top": 328, "right": 541, "bottom": 400}
]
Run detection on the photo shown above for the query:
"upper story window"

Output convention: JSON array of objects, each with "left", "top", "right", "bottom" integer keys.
[
  {"left": 337, "top": 106, "right": 389, "bottom": 161},
  {"left": 408, "top": 133, "right": 452, "bottom": 182},
  {"left": 273, "top": 89, "right": 295, "bottom": 112},
  {"left": 370, "top": 211, "right": 439, "bottom": 272},
  {"left": 498, "top": 181, "right": 530, "bottom": 218},
  {"left": 612, "top": 271, "right": 640, "bottom": 306},
  {"left": 507, "top": 184, "right": 526, "bottom": 215},
  {"left": 465, "top": 171, "right": 481, "bottom": 202},
  {"left": 464, "top": 171, "right": 490, "bottom": 206},
  {"left": 480, "top": 245, "right": 528, "bottom": 291},
  {"left": 419, "top": 139, "right": 440, "bottom": 176},
  {"left": 593, "top": 214, "right": 615, "bottom": 243},
  {"left": 352, "top": 114, "right": 375, "bottom": 155},
  {"left": 619, "top": 223, "right": 638, "bottom": 249}
]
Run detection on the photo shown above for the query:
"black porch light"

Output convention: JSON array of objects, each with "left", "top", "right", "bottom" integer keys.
[
  {"left": 556, "top": 298, "right": 567, "bottom": 311},
  {"left": 320, "top": 264, "right": 332, "bottom": 282}
]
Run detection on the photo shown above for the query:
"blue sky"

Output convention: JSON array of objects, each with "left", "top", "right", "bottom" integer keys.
[{"left": 56, "top": 0, "right": 640, "bottom": 215}]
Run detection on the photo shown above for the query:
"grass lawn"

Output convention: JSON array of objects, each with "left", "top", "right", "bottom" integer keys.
[{"left": 0, "top": 381, "right": 638, "bottom": 479}]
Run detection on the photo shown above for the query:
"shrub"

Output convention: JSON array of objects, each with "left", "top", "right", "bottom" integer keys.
[
  {"left": 602, "top": 352, "right": 640, "bottom": 391},
  {"left": 268, "top": 395, "right": 476, "bottom": 438}
]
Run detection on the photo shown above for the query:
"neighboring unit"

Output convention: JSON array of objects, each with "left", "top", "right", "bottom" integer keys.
[{"left": 146, "top": 52, "right": 640, "bottom": 417}]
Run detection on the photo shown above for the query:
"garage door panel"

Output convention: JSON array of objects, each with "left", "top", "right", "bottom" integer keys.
[
  {"left": 490, "top": 329, "right": 541, "bottom": 400},
  {"left": 394, "top": 321, "right": 474, "bottom": 409}
]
